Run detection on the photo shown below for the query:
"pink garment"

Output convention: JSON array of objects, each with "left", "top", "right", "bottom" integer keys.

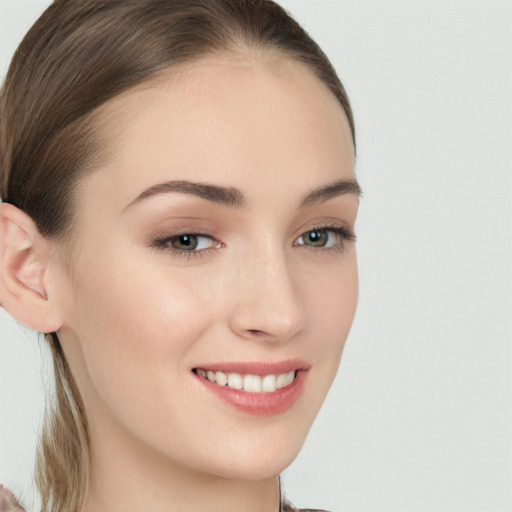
[{"left": 0, "top": 486, "right": 25, "bottom": 512}]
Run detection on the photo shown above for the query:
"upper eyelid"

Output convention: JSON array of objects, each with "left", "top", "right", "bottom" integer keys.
[{"left": 170, "top": 225, "right": 346, "bottom": 239}]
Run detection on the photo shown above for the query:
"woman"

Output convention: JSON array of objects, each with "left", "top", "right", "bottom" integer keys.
[{"left": 0, "top": 0, "right": 360, "bottom": 510}]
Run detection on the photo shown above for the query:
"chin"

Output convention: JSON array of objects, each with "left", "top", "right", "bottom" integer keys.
[
  {"left": 210, "top": 455, "right": 298, "bottom": 481},
  {"left": 198, "top": 432, "right": 307, "bottom": 481}
]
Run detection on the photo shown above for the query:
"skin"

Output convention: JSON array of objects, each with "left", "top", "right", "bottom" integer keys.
[{"left": 0, "top": 53, "right": 359, "bottom": 512}]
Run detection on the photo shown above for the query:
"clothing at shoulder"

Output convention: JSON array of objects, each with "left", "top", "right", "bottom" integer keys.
[
  {"left": 0, "top": 485, "right": 329, "bottom": 512},
  {"left": 0, "top": 486, "right": 25, "bottom": 512},
  {"left": 283, "top": 498, "right": 330, "bottom": 512}
]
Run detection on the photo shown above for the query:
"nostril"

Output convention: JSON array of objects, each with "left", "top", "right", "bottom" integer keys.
[{"left": 248, "top": 329, "right": 265, "bottom": 336}]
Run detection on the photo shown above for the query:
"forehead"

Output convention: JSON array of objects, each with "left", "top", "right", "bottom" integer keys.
[{"left": 83, "top": 53, "right": 355, "bottom": 214}]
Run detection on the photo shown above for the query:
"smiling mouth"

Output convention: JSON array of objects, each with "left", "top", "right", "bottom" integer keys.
[{"left": 193, "top": 368, "right": 297, "bottom": 393}]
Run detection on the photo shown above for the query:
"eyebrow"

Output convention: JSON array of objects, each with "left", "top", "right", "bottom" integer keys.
[
  {"left": 122, "top": 178, "right": 362, "bottom": 212},
  {"left": 300, "top": 179, "right": 362, "bottom": 207},
  {"left": 123, "top": 180, "right": 245, "bottom": 211}
]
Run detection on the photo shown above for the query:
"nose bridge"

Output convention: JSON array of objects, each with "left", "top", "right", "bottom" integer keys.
[{"left": 229, "top": 236, "right": 306, "bottom": 342}]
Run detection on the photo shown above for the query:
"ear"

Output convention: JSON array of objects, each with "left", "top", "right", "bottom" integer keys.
[{"left": 0, "top": 203, "right": 64, "bottom": 333}]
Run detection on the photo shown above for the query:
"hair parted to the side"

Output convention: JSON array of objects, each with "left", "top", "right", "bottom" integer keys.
[{"left": 0, "top": 1, "right": 355, "bottom": 510}]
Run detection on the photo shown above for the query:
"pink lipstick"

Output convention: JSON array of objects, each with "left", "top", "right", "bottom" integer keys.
[{"left": 192, "top": 360, "right": 309, "bottom": 416}]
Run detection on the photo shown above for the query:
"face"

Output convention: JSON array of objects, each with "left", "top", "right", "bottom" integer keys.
[{"left": 54, "top": 53, "right": 359, "bottom": 480}]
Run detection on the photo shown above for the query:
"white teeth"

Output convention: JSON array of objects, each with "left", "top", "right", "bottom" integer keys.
[
  {"left": 227, "top": 372, "right": 243, "bottom": 390},
  {"left": 262, "top": 374, "right": 277, "bottom": 392},
  {"left": 197, "top": 369, "right": 296, "bottom": 393},
  {"left": 215, "top": 371, "right": 227, "bottom": 386},
  {"left": 284, "top": 370, "right": 295, "bottom": 387},
  {"left": 276, "top": 371, "right": 295, "bottom": 389},
  {"left": 243, "top": 374, "right": 262, "bottom": 393}
]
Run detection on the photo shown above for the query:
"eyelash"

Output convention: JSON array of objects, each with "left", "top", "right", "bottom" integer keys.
[{"left": 150, "top": 224, "right": 356, "bottom": 260}]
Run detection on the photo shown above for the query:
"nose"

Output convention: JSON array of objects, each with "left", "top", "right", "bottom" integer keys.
[{"left": 228, "top": 244, "right": 306, "bottom": 343}]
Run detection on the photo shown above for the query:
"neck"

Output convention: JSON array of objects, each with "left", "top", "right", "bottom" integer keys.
[{"left": 80, "top": 418, "right": 282, "bottom": 512}]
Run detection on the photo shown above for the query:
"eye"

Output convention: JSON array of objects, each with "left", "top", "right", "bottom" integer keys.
[
  {"left": 294, "top": 225, "right": 355, "bottom": 252},
  {"left": 168, "top": 234, "right": 215, "bottom": 252},
  {"left": 150, "top": 231, "right": 221, "bottom": 259},
  {"left": 298, "top": 230, "right": 331, "bottom": 248}
]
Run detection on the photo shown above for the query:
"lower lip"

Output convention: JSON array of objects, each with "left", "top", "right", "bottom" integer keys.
[{"left": 193, "top": 370, "right": 307, "bottom": 416}]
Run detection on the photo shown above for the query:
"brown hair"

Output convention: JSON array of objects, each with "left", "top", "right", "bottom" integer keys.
[{"left": 0, "top": 1, "right": 355, "bottom": 510}]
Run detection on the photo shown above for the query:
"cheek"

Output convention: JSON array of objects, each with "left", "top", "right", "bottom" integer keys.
[
  {"left": 302, "top": 253, "right": 358, "bottom": 375},
  {"left": 305, "top": 253, "right": 358, "bottom": 336},
  {"left": 70, "top": 250, "right": 219, "bottom": 412},
  {"left": 279, "top": 254, "right": 358, "bottom": 441}
]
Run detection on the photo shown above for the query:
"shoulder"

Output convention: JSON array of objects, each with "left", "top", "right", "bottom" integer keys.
[
  {"left": 0, "top": 486, "right": 25, "bottom": 512},
  {"left": 282, "top": 498, "right": 330, "bottom": 512}
]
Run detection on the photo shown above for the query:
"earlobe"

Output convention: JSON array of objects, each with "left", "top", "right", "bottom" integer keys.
[{"left": 0, "top": 203, "right": 63, "bottom": 333}]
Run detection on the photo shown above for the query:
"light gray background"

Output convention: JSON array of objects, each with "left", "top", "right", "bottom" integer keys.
[{"left": 0, "top": 1, "right": 510, "bottom": 511}]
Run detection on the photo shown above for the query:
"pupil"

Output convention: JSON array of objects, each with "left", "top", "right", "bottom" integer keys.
[
  {"left": 173, "top": 234, "right": 197, "bottom": 250},
  {"left": 307, "top": 230, "right": 327, "bottom": 246}
]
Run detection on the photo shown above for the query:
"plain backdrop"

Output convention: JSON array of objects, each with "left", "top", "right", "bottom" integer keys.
[{"left": 0, "top": 1, "right": 510, "bottom": 511}]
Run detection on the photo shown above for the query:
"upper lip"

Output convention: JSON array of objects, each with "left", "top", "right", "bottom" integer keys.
[{"left": 192, "top": 359, "right": 310, "bottom": 376}]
